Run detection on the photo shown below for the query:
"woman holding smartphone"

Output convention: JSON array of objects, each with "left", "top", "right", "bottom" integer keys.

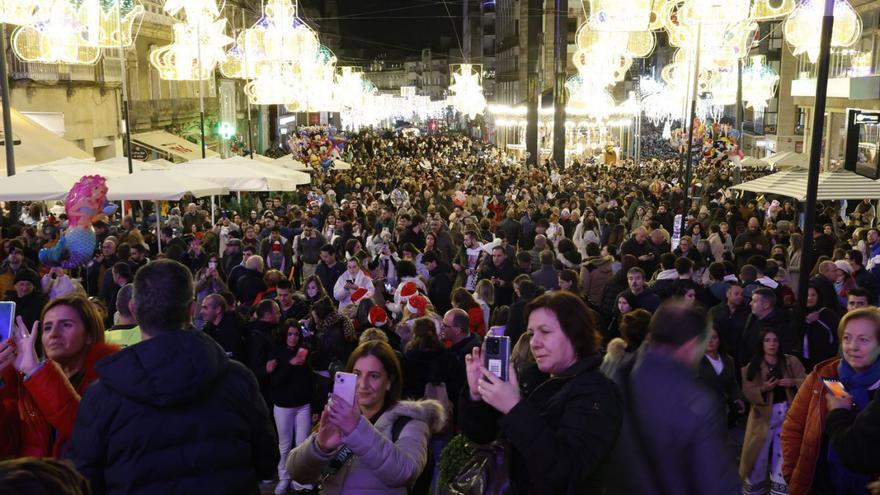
[
  {"left": 287, "top": 341, "right": 445, "bottom": 494},
  {"left": 0, "top": 294, "right": 117, "bottom": 458},
  {"left": 269, "top": 320, "right": 316, "bottom": 495},
  {"left": 740, "top": 329, "right": 805, "bottom": 495},
  {"left": 460, "top": 290, "right": 622, "bottom": 493},
  {"left": 782, "top": 307, "right": 880, "bottom": 495}
]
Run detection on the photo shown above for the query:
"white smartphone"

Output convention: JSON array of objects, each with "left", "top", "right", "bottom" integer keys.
[
  {"left": 333, "top": 371, "right": 358, "bottom": 406},
  {"left": 0, "top": 301, "right": 14, "bottom": 342}
]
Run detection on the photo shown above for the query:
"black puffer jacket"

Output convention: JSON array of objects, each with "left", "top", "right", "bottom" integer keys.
[
  {"left": 68, "top": 330, "right": 278, "bottom": 495},
  {"left": 458, "top": 355, "right": 622, "bottom": 494}
]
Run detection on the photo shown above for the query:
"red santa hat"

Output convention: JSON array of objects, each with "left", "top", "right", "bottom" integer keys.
[
  {"left": 399, "top": 281, "right": 418, "bottom": 300},
  {"left": 351, "top": 287, "right": 369, "bottom": 304},
  {"left": 368, "top": 306, "right": 388, "bottom": 327},
  {"left": 406, "top": 294, "right": 428, "bottom": 317}
]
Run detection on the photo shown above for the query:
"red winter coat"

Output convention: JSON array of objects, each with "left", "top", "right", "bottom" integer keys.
[{"left": 0, "top": 342, "right": 118, "bottom": 459}]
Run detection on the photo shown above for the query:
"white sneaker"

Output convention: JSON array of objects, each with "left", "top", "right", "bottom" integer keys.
[{"left": 274, "top": 479, "right": 290, "bottom": 495}]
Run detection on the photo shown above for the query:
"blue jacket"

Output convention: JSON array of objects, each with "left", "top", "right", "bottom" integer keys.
[{"left": 68, "top": 330, "right": 278, "bottom": 494}]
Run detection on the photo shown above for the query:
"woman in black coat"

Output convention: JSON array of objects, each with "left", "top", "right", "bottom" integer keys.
[
  {"left": 458, "top": 291, "right": 622, "bottom": 494},
  {"left": 267, "top": 320, "right": 317, "bottom": 494}
]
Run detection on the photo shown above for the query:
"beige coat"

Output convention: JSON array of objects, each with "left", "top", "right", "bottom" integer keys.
[{"left": 739, "top": 355, "right": 806, "bottom": 479}]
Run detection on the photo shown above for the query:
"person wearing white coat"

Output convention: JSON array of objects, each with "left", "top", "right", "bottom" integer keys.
[{"left": 334, "top": 259, "right": 375, "bottom": 311}]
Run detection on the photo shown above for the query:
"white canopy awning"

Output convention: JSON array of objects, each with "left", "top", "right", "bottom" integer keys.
[
  {"left": 741, "top": 156, "right": 769, "bottom": 168},
  {"left": 0, "top": 168, "right": 82, "bottom": 201},
  {"left": 0, "top": 109, "right": 93, "bottom": 169},
  {"left": 333, "top": 159, "right": 352, "bottom": 170},
  {"left": 131, "top": 131, "right": 218, "bottom": 162},
  {"left": 765, "top": 151, "right": 808, "bottom": 169},
  {"left": 273, "top": 155, "right": 311, "bottom": 171},
  {"left": 186, "top": 157, "right": 309, "bottom": 186},
  {"left": 106, "top": 169, "right": 228, "bottom": 200},
  {"left": 177, "top": 158, "right": 298, "bottom": 191},
  {"left": 731, "top": 168, "right": 880, "bottom": 201}
]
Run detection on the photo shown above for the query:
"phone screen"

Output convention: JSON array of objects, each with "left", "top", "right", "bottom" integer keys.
[
  {"left": 0, "top": 302, "right": 15, "bottom": 342},
  {"left": 295, "top": 347, "right": 309, "bottom": 360},
  {"left": 822, "top": 378, "right": 848, "bottom": 399},
  {"left": 208, "top": 261, "right": 217, "bottom": 269}
]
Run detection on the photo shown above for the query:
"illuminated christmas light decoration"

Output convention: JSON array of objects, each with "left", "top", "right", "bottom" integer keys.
[
  {"left": 0, "top": 0, "right": 43, "bottom": 26},
  {"left": 588, "top": 0, "right": 654, "bottom": 31},
  {"left": 741, "top": 54, "right": 779, "bottom": 111},
  {"left": 149, "top": 18, "right": 233, "bottom": 80},
  {"left": 784, "top": 0, "right": 861, "bottom": 63},
  {"left": 162, "top": 0, "right": 219, "bottom": 27},
  {"left": 11, "top": 0, "right": 101, "bottom": 65},
  {"left": 751, "top": 0, "right": 796, "bottom": 20},
  {"left": 448, "top": 63, "right": 487, "bottom": 119},
  {"left": 77, "top": 0, "right": 144, "bottom": 48}
]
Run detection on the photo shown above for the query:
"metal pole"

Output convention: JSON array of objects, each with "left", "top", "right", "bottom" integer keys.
[
  {"left": 117, "top": 8, "right": 134, "bottom": 174},
  {"left": 197, "top": 23, "right": 206, "bottom": 159},
  {"left": 552, "top": 0, "right": 568, "bottom": 167},
  {"left": 684, "top": 24, "right": 702, "bottom": 203},
  {"left": 242, "top": 10, "right": 254, "bottom": 159},
  {"left": 525, "top": 0, "right": 541, "bottom": 166},
  {"left": 155, "top": 200, "right": 162, "bottom": 252},
  {"left": 1, "top": 24, "right": 15, "bottom": 177},
  {"left": 797, "top": 0, "right": 835, "bottom": 319}
]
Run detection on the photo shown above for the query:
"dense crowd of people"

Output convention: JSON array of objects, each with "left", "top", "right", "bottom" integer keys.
[{"left": 0, "top": 130, "right": 878, "bottom": 495}]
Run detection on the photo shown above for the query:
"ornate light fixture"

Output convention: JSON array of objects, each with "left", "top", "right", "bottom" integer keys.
[
  {"left": 12, "top": 0, "right": 101, "bottom": 65},
  {"left": 588, "top": 0, "right": 654, "bottom": 31},
  {"left": 77, "top": 0, "right": 144, "bottom": 48},
  {"left": 0, "top": 0, "right": 42, "bottom": 25},
  {"left": 161, "top": 0, "right": 219, "bottom": 27},
  {"left": 741, "top": 54, "right": 779, "bottom": 111},
  {"left": 149, "top": 18, "right": 232, "bottom": 80},
  {"left": 449, "top": 63, "right": 487, "bottom": 119},
  {"left": 751, "top": 0, "right": 796, "bottom": 20},
  {"left": 784, "top": 0, "right": 861, "bottom": 63}
]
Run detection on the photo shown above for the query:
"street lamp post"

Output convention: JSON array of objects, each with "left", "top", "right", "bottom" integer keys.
[
  {"left": 797, "top": 0, "right": 835, "bottom": 320},
  {"left": 1, "top": 24, "right": 15, "bottom": 177}
]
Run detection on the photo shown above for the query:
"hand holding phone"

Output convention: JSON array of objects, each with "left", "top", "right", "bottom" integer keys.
[
  {"left": 483, "top": 336, "right": 511, "bottom": 381},
  {"left": 291, "top": 347, "right": 309, "bottom": 365},
  {"left": 333, "top": 371, "right": 358, "bottom": 406},
  {"left": 822, "top": 378, "right": 849, "bottom": 399}
]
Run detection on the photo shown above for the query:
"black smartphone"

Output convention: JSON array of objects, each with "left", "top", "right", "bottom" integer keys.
[{"left": 483, "top": 336, "right": 511, "bottom": 381}]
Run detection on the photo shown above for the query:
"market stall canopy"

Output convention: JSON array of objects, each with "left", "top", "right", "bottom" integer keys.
[
  {"left": 177, "top": 158, "right": 299, "bottom": 191},
  {"left": 765, "top": 151, "right": 808, "bottom": 169},
  {"left": 0, "top": 168, "right": 82, "bottom": 201},
  {"left": 106, "top": 169, "right": 228, "bottom": 201},
  {"left": 23, "top": 158, "right": 125, "bottom": 181},
  {"left": 188, "top": 157, "right": 310, "bottom": 186},
  {"left": 273, "top": 155, "right": 311, "bottom": 171},
  {"left": 96, "top": 157, "right": 170, "bottom": 173},
  {"left": 333, "top": 159, "right": 352, "bottom": 170},
  {"left": 252, "top": 154, "right": 275, "bottom": 164},
  {"left": 741, "top": 156, "right": 770, "bottom": 168},
  {"left": 131, "top": 131, "right": 219, "bottom": 162},
  {"left": 731, "top": 168, "right": 880, "bottom": 201},
  {"left": 0, "top": 109, "right": 93, "bottom": 168}
]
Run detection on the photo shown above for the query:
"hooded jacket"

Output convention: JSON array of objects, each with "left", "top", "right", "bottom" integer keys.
[
  {"left": 288, "top": 399, "right": 446, "bottom": 494},
  {"left": 68, "top": 330, "right": 278, "bottom": 495},
  {"left": 580, "top": 255, "right": 613, "bottom": 306}
]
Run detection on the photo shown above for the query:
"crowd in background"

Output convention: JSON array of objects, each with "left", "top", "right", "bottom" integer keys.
[{"left": 0, "top": 130, "right": 878, "bottom": 495}]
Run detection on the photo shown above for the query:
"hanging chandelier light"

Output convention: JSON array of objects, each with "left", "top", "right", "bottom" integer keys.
[
  {"left": 12, "top": 0, "right": 101, "bottom": 65},
  {"left": 77, "top": 0, "right": 144, "bottom": 49},
  {"left": 0, "top": 0, "right": 43, "bottom": 25},
  {"left": 588, "top": 0, "right": 654, "bottom": 31},
  {"left": 448, "top": 63, "right": 487, "bottom": 119},
  {"left": 751, "top": 0, "right": 796, "bottom": 20},
  {"left": 741, "top": 54, "right": 779, "bottom": 111},
  {"left": 784, "top": 0, "right": 861, "bottom": 63},
  {"left": 149, "top": 18, "right": 232, "bottom": 80}
]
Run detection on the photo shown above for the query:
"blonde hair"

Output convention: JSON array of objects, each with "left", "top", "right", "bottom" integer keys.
[
  {"left": 359, "top": 327, "right": 389, "bottom": 345},
  {"left": 838, "top": 307, "right": 880, "bottom": 342},
  {"left": 510, "top": 331, "right": 535, "bottom": 369},
  {"left": 474, "top": 279, "right": 495, "bottom": 305}
]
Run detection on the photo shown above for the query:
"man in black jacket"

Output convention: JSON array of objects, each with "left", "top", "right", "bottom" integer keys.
[
  {"left": 478, "top": 245, "right": 521, "bottom": 306},
  {"left": 200, "top": 294, "right": 247, "bottom": 361},
  {"left": 68, "top": 259, "right": 278, "bottom": 494},
  {"left": 247, "top": 299, "right": 282, "bottom": 410},
  {"left": 423, "top": 252, "right": 453, "bottom": 315}
]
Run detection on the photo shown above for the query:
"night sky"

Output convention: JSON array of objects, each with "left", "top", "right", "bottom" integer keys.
[{"left": 334, "top": 0, "right": 463, "bottom": 62}]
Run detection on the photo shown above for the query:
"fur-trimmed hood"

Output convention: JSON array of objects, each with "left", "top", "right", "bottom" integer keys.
[{"left": 380, "top": 399, "right": 447, "bottom": 435}]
